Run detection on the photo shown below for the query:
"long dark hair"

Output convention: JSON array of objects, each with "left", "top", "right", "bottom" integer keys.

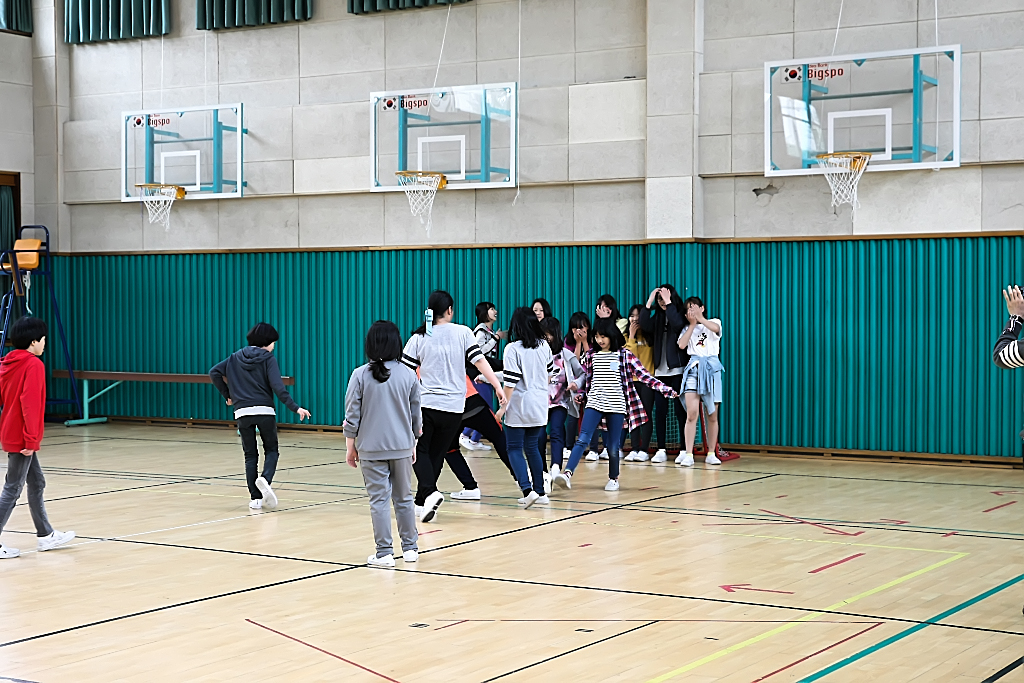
[
  {"left": 628, "top": 304, "right": 648, "bottom": 342},
  {"left": 532, "top": 298, "right": 552, "bottom": 318},
  {"left": 540, "top": 317, "right": 564, "bottom": 354},
  {"left": 658, "top": 283, "right": 684, "bottom": 311},
  {"left": 593, "top": 317, "right": 626, "bottom": 352},
  {"left": 683, "top": 295, "right": 706, "bottom": 318},
  {"left": 364, "top": 320, "right": 403, "bottom": 383},
  {"left": 565, "top": 311, "right": 592, "bottom": 346},
  {"left": 413, "top": 290, "right": 455, "bottom": 336},
  {"left": 509, "top": 307, "right": 543, "bottom": 349},
  {"left": 596, "top": 293, "right": 622, "bottom": 322},
  {"left": 475, "top": 301, "right": 496, "bottom": 325}
]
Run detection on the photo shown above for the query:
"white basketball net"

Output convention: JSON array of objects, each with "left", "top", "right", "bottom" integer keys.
[
  {"left": 817, "top": 153, "right": 871, "bottom": 213},
  {"left": 140, "top": 185, "right": 181, "bottom": 231},
  {"left": 396, "top": 172, "right": 445, "bottom": 236}
]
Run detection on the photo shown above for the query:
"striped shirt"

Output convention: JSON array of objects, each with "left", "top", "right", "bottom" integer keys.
[
  {"left": 585, "top": 351, "right": 627, "bottom": 414},
  {"left": 402, "top": 323, "right": 484, "bottom": 413},
  {"left": 994, "top": 315, "right": 1024, "bottom": 369},
  {"left": 474, "top": 323, "right": 501, "bottom": 361}
]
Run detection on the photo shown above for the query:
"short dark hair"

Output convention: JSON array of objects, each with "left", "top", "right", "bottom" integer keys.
[
  {"left": 593, "top": 317, "right": 625, "bottom": 352},
  {"left": 414, "top": 290, "right": 455, "bottom": 335},
  {"left": 247, "top": 322, "right": 280, "bottom": 348},
  {"left": 683, "top": 295, "right": 706, "bottom": 316},
  {"left": 540, "top": 317, "right": 564, "bottom": 354},
  {"left": 509, "top": 306, "right": 543, "bottom": 349},
  {"left": 10, "top": 317, "right": 46, "bottom": 350},
  {"left": 475, "top": 301, "right": 496, "bottom": 325},
  {"left": 567, "top": 311, "right": 590, "bottom": 331},
  {"left": 596, "top": 294, "right": 622, "bottom": 321},
  {"left": 531, "top": 298, "right": 552, "bottom": 318},
  {"left": 364, "top": 320, "right": 403, "bottom": 383}
]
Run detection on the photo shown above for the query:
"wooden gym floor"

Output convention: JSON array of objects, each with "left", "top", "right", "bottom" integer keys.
[{"left": 1, "top": 424, "right": 1023, "bottom": 682}]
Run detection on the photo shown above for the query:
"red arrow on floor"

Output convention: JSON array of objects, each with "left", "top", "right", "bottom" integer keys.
[
  {"left": 991, "top": 491, "right": 1024, "bottom": 496},
  {"left": 720, "top": 584, "right": 795, "bottom": 595}
]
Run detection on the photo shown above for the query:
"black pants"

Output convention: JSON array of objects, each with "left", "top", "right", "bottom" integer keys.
[
  {"left": 628, "top": 382, "right": 656, "bottom": 452},
  {"left": 413, "top": 408, "right": 465, "bottom": 506},
  {"left": 238, "top": 414, "right": 279, "bottom": 500},
  {"left": 653, "top": 374, "right": 685, "bottom": 450},
  {"left": 447, "top": 396, "right": 516, "bottom": 482}
]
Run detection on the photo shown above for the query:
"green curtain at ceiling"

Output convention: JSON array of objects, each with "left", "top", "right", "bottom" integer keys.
[
  {"left": 65, "top": 0, "right": 171, "bottom": 44},
  {"left": 348, "top": 0, "right": 472, "bottom": 15},
  {"left": 0, "top": 187, "right": 15, "bottom": 254},
  {"left": 196, "top": 0, "right": 312, "bottom": 30},
  {"left": 0, "top": 0, "right": 33, "bottom": 33}
]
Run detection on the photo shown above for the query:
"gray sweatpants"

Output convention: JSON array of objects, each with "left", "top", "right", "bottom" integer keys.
[
  {"left": 0, "top": 452, "right": 54, "bottom": 539},
  {"left": 360, "top": 456, "right": 418, "bottom": 558}
]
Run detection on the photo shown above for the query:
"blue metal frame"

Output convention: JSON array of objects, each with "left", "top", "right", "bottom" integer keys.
[
  {"left": 142, "top": 109, "right": 247, "bottom": 193},
  {"left": 769, "top": 52, "right": 955, "bottom": 171},
  {"left": 0, "top": 225, "right": 82, "bottom": 421},
  {"left": 394, "top": 88, "right": 512, "bottom": 182}
]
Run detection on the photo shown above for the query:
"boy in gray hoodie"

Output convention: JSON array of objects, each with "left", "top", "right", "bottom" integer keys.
[
  {"left": 210, "top": 322, "right": 311, "bottom": 510},
  {"left": 345, "top": 321, "right": 422, "bottom": 568}
]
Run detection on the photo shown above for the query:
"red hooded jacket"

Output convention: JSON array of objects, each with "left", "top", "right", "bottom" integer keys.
[{"left": 0, "top": 350, "right": 46, "bottom": 452}]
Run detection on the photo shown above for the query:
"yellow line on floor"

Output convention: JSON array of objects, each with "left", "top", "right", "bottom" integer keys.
[{"left": 644, "top": 552, "right": 968, "bottom": 682}]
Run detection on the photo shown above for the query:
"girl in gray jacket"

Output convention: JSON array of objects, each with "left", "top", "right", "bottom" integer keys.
[{"left": 345, "top": 321, "right": 422, "bottom": 568}]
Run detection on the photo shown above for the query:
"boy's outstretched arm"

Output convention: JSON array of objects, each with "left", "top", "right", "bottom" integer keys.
[
  {"left": 267, "top": 355, "right": 311, "bottom": 420},
  {"left": 209, "top": 358, "right": 231, "bottom": 401}
]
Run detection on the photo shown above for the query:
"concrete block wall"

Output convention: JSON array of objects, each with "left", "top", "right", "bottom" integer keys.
[
  {"left": 0, "top": 31, "right": 36, "bottom": 224},
  {"left": 13, "top": 0, "right": 1024, "bottom": 250},
  {"left": 697, "top": 0, "right": 1024, "bottom": 239}
]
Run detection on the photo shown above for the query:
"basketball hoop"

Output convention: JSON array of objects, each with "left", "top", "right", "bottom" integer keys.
[
  {"left": 136, "top": 183, "right": 186, "bottom": 231},
  {"left": 396, "top": 171, "right": 446, "bottom": 235},
  {"left": 816, "top": 152, "right": 871, "bottom": 213}
]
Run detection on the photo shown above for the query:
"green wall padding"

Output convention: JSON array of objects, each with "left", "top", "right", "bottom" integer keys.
[
  {"left": 0, "top": 0, "right": 33, "bottom": 33},
  {"left": 197, "top": 0, "right": 312, "bottom": 30},
  {"left": 65, "top": 0, "right": 170, "bottom": 44},
  {"left": 348, "top": 0, "right": 472, "bottom": 15},
  {"left": 46, "top": 237, "right": 1024, "bottom": 457}
]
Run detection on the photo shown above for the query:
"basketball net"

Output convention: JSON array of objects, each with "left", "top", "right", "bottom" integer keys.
[
  {"left": 396, "top": 171, "right": 446, "bottom": 236},
  {"left": 137, "top": 184, "right": 185, "bottom": 231},
  {"left": 816, "top": 152, "right": 871, "bottom": 214}
]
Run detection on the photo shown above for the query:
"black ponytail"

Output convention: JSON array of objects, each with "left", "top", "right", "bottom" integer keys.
[
  {"left": 413, "top": 290, "right": 455, "bottom": 336},
  {"left": 364, "top": 320, "right": 403, "bottom": 383}
]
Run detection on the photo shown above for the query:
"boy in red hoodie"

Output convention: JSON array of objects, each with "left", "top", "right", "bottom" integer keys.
[{"left": 0, "top": 317, "right": 75, "bottom": 559}]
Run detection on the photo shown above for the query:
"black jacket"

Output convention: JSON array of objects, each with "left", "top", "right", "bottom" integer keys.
[
  {"left": 639, "top": 303, "right": 689, "bottom": 372},
  {"left": 209, "top": 347, "right": 300, "bottom": 413}
]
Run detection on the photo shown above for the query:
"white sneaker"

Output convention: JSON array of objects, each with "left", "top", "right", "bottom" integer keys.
[
  {"left": 677, "top": 452, "right": 694, "bottom": 467},
  {"left": 623, "top": 451, "right": 638, "bottom": 462},
  {"left": 563, "top": 448, "right": 572, "bottom": 460},
  {"left": 37, "top": 530, "right": 75, "bottom": 552},
  {"left": 420, "top": 491, "right": 444, "bottom": 522},
  {"left": 536, "top": 495, "right": 550, "bottom": 504},
  {"left": 403, "top": 550, "right": 418, "bottom": 562},
  {"left": 599, "top": 448, "right": 610, "bottom": 460},
  {"left": 705, "top": 452, "right": 722, "bottom": 465},
  {"left": 450, "top": 488, "right": 481, "bottom": 501},
  {"left": 550, "top": 463, "right": 561, "bottom": 478},
  {"left": 471, "top": 441, "right": 492, "bottom": 451},
  {"left": 585, "top": 451, "right": 600, "bottom": 461},
  {"left": 255, "top": 476, "right": 278, "bottom": 509},
  {"left": 651, "top": 449, "right": 668, "bottom": 463},
  {"left": 249, "top": 499, "right": 263, "bottom": 510},
  {"left": 543, "top": 472, "right": 552, "bottom": 495},
  {"left": 553, "top": 471, "right": 571, "bottom": 490},
  {"left": 633, "top": 451, "right": 650, "bottom": 462},
  {"left": 459, "top": 434, "right": 474, "bottom": 450},
  {"left": 518, "top": 491, "right": 540, "bottom": 508},
  {"left": 0, "top": 544, "right": 20, "bottom": 559},
  {"left": 604, "top": 479, "right": 620, "bottom": 491},
  {"left": 368, "top": 554, "right": 396, "bottom": 568},
  {"left": 414, "top": 505, "right": 423, "bottom": 520}
]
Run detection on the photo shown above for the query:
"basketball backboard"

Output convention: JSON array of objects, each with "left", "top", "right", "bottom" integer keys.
[
  {"left": 764, "top": 46, "right": 961, "bottom": 177},
  {"left": 121, "top": 103, "right": 246, "bottom": 201},
  {"left": 370, "top": 83, "right": 517, "bottom": 191}
]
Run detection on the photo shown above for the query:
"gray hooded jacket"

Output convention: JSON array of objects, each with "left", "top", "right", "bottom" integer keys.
[{"left": 209, "top": 347, "right": 299, "bottom": 413}]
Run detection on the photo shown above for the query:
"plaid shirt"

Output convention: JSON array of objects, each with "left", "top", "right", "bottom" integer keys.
[{"left": 579, "top": 348, "right": 676, "bottom": 432}]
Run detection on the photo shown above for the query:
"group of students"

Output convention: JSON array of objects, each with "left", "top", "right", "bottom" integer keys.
[
  {"left": 0, "top": 286, "right": 726, "bottom": 569},
  {"left": 342, "top": 286, "right": 726, "bottom": 567}
]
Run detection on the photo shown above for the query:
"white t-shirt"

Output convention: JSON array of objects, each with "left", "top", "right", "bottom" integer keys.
[
  {"left": 502, "top": 341, "right": 553, "bottom": 427},
  {"left": 586, "top": 351, "right": 627, "bottom": 415},
  {"left": 680, "top": 319, "right": 723, "bottom": 357},
  {"left": 402, "top": 323, "right": 484, "bottom": 413}
]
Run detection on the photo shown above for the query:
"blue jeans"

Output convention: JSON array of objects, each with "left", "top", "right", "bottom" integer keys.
[
  {"left": 545, "top": 407, "right": 569, "bottom": 467},
  {"left": 505, "top": 425, "right": 547, "bottom": 495},
  {"left": 565, "top": 408, "right": 624, "bottom": 480}
]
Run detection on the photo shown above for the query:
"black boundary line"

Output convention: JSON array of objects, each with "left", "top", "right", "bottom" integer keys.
[
  {"left": 479, "top": 621, "right": 659, "bottom": 682},
  {"left": 0, "top": 567, "right": 358, "bottom": 648},
  {"left": 420, "top": 474, "right": 780, "bottom": 554},
  {"left": 983, "top": 656, "right": 1024, "bottom": 682},
  {"left": 110, "top": 539, "right": 356, "bottom": 566}
]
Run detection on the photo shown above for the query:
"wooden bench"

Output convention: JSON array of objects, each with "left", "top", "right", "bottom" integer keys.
[{"left": 53, "top": 370, "right": 295, "bottom": 427}]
